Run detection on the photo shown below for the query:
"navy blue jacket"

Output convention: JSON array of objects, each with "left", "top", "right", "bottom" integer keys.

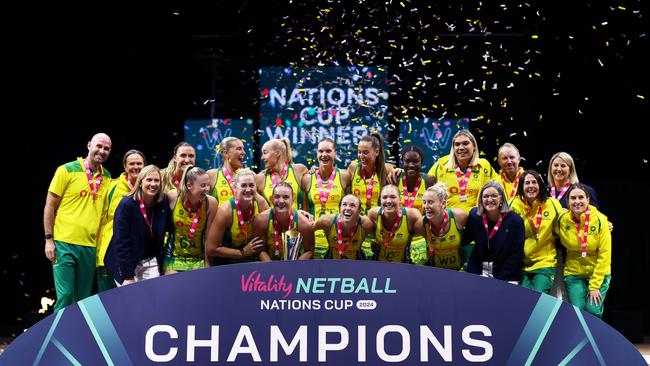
[
  {"left": 464, "top": 208, "right": 525, "bottom": 282},
  {"left": 104, "top": 195, "right": 169, "bottom": 284}
]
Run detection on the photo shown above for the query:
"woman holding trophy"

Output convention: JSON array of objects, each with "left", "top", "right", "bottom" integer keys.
[
  {"left": 205, "top": 169, "right": 270, "bottom": 265},
  {"left": 254, "top": 182, "right": 315, "bottom": 261},
  {"left": 312, "top": 194, "right": 375, "bottom": 260}
]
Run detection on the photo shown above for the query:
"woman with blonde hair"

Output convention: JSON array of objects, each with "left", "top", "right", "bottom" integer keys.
[
  {"left": 427, "top": 130, "right": 497, "bottom": 213},
  {"left": 161, "top": 142, "right": 196, "bottom": 193},
  {"left": 207, "top": 137, "right": 247, "bottom": 205},
  {"left": 547, "top": 151, "right": 599, "bottom": 208},
  {"left": 164, "top": 165, "right": 218, "bottom": 273},
  {"left": 416, "top": 183, "right": 469, "bottom": 270},
  {"left": 256, "top": 138, "right": 308, "bottom": 210},
  {"left": 104, "top": 165, "right": 169, "bottom": 286}
]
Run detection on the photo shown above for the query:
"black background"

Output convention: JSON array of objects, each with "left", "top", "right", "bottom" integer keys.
[{"left": 4, "top": 0, "right": 648, "bottom": 341}]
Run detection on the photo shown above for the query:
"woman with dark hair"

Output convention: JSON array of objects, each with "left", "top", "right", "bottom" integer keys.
[
  {"left": 104, "top": 165, "right": 169, "bottom": 286},
  {"left": 396, "top": 145, "right": 437, "bottom": 264},
  {"left": 96, "top": 149, "right": 146, "bottom": 291},
  {"left": 464, "top": 181, "right": 525, "bottom": 283},
  {"left": 164, "top": 165, "right": 218, "bottom": 273},
  {"left": 161, "top": 142, "right": 196, "bottom": 193},
  {"left": 555, "top": 183, "right": 611, "bottom": 318},
  {"left": 509, "top": 170, "right": 563, "bottom": 293},
  {"left": 347, "top": 131, "right": 395, "bottom": 258}
]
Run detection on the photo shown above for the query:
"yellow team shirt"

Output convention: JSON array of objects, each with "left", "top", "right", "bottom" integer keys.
[
  {"left": 224, "top": 198, "right": 259, "bottom": 249},
  {"left": 96, "top": 173, "right": 131, "bottom": 266},
  {"left": 510, "top": 197, "right": 562, "bottom": 272},
  {"left": 427, "top": 155, "right": 497, "bottom": 212},
  {"left": 351, "top": 164, "right": 381, "bottom": 215},
  {"left": 48, "top": 157, "right": 112, "bottom": 247},
  {"left": 499, "top": 167, "right": 524, "bottom": 201},
  {"left": 398, "top": 173, "right": 427, "bottom": 264},
  {"left": 555, "top": 205, "right": 611, "bottom": 291},
  {"left": 424, "top": 209, "right": 464, "bottom": 269},
  {"left": 262, "top": 164, "right": 301, "bottom": 210},
  {"left": 307, "top": 169, "right": 344, "bottom": 259},
  {"left": 265, "top": 209, "right": 299, "bottom": 260},
  {"left": 165, "top": 195, "right": 208, "bottom": 259},
  {"left": 325, "top": 215, "right": 364, "bottom": 259},
  {"left": 375, "top": 207, "right": 412, "bottom": 263},
  {"left": 211, "top": 168, "right": 235, "bottom": 205}
]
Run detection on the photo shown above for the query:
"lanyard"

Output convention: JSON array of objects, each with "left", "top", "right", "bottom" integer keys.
[
  {"left": 185, "top": 199, "right": 201, "bottom": 240},
  {"left": 222, "top": 166, "right": 236, "bottom": 195},
  {"left": 138, "top": 199, "right": 153, "bottom": 235},
  {"left": 550, "top": 183, "right": 571, "bottom": 201},
  {"left": 381, "top": 209, "right": 403, "bottom": 252},
  {"left": 270, "top": 162, "right": 289, "bottom": 187},
  {"left": 482, "top": 213, "right": 506, "bottom": 248}
]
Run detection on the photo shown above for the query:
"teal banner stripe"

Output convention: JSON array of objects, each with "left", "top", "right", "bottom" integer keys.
[
  {"left": 558, "top": 338, "right": 589, "bottom": 366},
  {"left": 33, "top": 308, "right": 65, "bottom": 366},
  {"left": 573, "top": 306, "right": 606, "bottom": 366},
  {"left": 78, "top": 296, "right": 133, "bottom": 366},
  {"left": 51, "top": 338, "right": 82, "bottom": 366},
  {"left": 506, "top": 294, "right": 562, "bottom": 366}
]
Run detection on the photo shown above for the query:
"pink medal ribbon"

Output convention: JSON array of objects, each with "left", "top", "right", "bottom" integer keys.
[
  {"left": 316, "top": 168, "right": 336, "bottom": 215},
  {"left": 125, "top": 175, "right": 134, "bottom": 191},
  {"left": 235, "top": 197, "right": 254, "bottom": 240},
  {"left": 270, "top": 162, "right": 289, "bottom": 187},
  {"left": 273, "top": 211, "right": 294, "bottom": 258},
  {"left": 361, "top": 168, "right": 376, "bottom": 212},
  {"left": 138, "top": 199, "right": 153, "bottom": 235},
  {"left": 501, "top": 170, "right": 522, "bottom": 200},
  {"left": 173, "top": 175, "right": 181, "bottom": 191},
  {"left": 428, "top": 210, "right": 449, "bottom": 257},
  {"left": 337, "top": 217, "right": 359, "bottom": 259},
  {"left": 83, "top": 159, "right": 103, "bottom": 200},
  {"left": 527, "top": 204, "right": 543, "bottom": 240},
  {"left": 381, "top": 209, "right": 403, "bottom": 255},
  {"left": 455, "top": 166, "right": 472, "bottom": 201},
  {"left": 402, "top": 174, "right": 422, "bottom": 208},
  {"left": 550, "top": 183, "right": 571, "bottom": 201},
  {"left": 482, "top": 213, "right": 506, "bottom": 249},
  {"left": 574, "top": 209, "right": 590, "bottom": 258},
  {"left": 185, "top": 199, "right": 201, "bottom": 240}
]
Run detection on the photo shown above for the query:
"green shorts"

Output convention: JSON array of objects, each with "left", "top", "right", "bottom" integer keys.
[{"left": 163, "top": 256, "right": 205, "bottom": 272}]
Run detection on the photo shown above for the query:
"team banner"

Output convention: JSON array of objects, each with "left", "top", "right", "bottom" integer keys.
[
  {"left": 399, "top": 118, "right": 470, "bottom": 171},
  {"left": 259, "top": 67, "right": 389, "bottom": 167},
  {"left": 1, "top": 262, "right": 644, "bottom": 365},
  {"left": 184, "top": 119, "right": 257, "bottom": 170}
]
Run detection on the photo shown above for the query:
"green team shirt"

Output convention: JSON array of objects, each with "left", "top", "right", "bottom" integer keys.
[{"left": 48, "top": 157, "right": 112, "bottom": 247}]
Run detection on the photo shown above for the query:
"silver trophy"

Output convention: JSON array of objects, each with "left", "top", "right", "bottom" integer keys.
[{"left": 281, "top": 229, "right": 303, "bottom": 260}]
